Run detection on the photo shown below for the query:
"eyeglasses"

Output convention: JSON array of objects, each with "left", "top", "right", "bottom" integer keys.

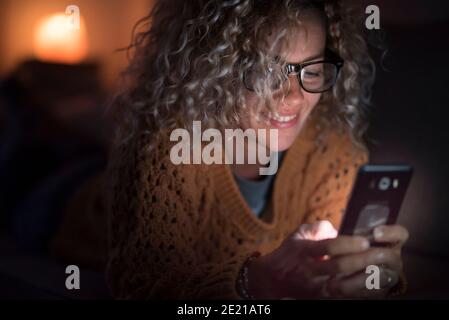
[{"left": 243, "top": 50, "right": 344, "bottom": 94}]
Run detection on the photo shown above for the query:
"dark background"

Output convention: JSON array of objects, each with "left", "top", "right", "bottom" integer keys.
[
  {"left": 357, "top": 0, "right": 449, "bottom": 298},
  {"left": 0, "top": 0, "right": 449, "bottom": 299}
]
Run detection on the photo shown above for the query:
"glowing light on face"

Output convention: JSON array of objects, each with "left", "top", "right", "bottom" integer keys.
[{"left": 33, "top": 12, "right": 88, "bottom": 64}]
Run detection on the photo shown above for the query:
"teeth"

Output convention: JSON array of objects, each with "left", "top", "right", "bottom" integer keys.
[{"left": 269, "top": 112, "right": 298, "bottom": 122}]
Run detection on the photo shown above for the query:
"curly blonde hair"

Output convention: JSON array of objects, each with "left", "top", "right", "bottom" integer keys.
[{"left": 113, "top": 0, "right": 375, "bottom": 150}]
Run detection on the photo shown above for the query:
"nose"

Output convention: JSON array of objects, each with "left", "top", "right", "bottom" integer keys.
[{"left": 282, "top": 75, "right": 304, "bottom": 110}]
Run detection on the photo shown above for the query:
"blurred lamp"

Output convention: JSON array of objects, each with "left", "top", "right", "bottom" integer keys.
[{"left": 33, "top": 13, "right": 88, "bottom": 64}]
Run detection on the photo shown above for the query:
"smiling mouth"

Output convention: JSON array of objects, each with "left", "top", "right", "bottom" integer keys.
[{"left": 268, "top": 112, "right": 299, "bottom": 123}]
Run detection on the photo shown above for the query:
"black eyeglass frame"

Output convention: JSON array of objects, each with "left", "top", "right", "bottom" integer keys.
[{"left": 243, "top": 49, "right": 345, "bottom": 94}]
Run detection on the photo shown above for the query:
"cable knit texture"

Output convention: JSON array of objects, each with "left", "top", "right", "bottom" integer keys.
[{"left": 104, "top": 117, "right": 379, "bottom": 299}]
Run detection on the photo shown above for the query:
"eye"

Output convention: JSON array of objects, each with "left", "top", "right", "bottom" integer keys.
[
  {"left": 303, "top": 70, "right": 322, "bottom": 78},
  {"left": 302, "top": 64, "right": 324, "bottom": 81}
]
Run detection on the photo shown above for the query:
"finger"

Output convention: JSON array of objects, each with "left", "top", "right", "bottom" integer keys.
[
  {"left": 327, "top": 267, "right": 398, "bottom": 298},
  {"left": 309, "top": 220, "right": 338, "bottom": 241},
  {"left": 304, "top": 236, "right": 370, "bottom": 257},
  {"left": 373, "top": 225, "right": 409, "bottom": 246},
  {"left": 316, "top": 247, "right": 402, "bottom": 277},
  {"left": 297, "top": 224, "right": 315, "bottom": 240}
]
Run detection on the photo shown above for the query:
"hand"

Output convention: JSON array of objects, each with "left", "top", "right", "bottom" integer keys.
[
  {"left": 324, "top": 224, "right": 409, "bottom": 299},
  {"left": 246, "top": 221, "right": 369, "bottom": 299},
  {"left": 246, "top": 222, "right": 409, "bottom": 299}
]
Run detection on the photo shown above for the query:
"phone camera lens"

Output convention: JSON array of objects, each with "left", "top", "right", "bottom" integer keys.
[{"left": 379, "top": 177, "right": 391, "bottom": 190}]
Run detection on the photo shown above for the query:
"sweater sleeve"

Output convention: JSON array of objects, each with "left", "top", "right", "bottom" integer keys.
[{"left": 105, "top": 137, "right": 250, "bottom": 299}]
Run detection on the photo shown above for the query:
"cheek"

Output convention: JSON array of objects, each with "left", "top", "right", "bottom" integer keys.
[{"left": 304, "top": 93, "right": 322, "bottom": 113}]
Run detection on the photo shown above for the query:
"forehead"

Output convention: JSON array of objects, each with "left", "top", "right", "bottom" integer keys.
[{"left": 279, "top": 9, "right": 327, "bottom": 63}]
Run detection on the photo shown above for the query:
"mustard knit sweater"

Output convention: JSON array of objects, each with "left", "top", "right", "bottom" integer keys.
[{"left": 104, "top": 118, "right": 372, "bottom": 299}]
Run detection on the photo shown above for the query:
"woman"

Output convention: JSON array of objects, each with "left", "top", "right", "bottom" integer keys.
[{"left": 106, "top": 0, "right": 409, "bottom": 299}]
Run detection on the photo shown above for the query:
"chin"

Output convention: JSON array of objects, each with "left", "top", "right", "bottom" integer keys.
[
  {"left": 272, "top": 136, "right": 297, "bottom": 152},
  {"left": 271, "top": 122, "right": 304, "bottom": 152},
  {"left": 272, "top": 116, "right": 305, "bottom": 152}
]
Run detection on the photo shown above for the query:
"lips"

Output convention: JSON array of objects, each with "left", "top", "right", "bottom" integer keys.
[{"left": 268, "top": 112, "right": 300, "bottom": 129}]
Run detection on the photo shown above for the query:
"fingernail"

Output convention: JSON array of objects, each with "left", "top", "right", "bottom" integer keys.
[
  {"left": 361, "top": 239, "right": 370, "bottom": 250},
  {"left": 376, "top": 251, "right": 385, "bottom": 260},
  {"left": 374, "top": 227, "right": 384, "bottom": 240}
]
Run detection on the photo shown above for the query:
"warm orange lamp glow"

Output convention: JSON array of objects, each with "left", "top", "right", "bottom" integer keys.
[{"left": 33, "top": 13, "right": 88, "bottom": 64}]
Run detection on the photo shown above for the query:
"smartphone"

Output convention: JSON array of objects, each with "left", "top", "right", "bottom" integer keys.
[{"left": 339, "top": 164, "right": 413, "bottom": 243}]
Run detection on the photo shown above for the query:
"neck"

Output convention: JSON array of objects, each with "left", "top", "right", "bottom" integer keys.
[{"left": 230, "top": 162, "right": 266, "bottom": 181}]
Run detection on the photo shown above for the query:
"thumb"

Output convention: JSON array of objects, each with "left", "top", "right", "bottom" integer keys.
[{"left": 297, "top": 220, "right": 338, "bottom": 241}]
